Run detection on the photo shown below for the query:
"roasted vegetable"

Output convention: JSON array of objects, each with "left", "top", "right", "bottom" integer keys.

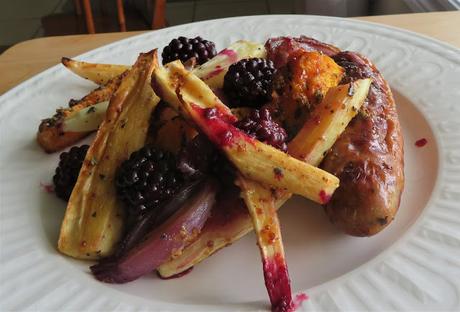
[
  {"left": 62, "top": 57, "right": 129, "bottom": 85},
  {"left": 148, "top": 102, "right": 197, "bottom": 154},
  {"left": 272, "top": 51, "right": 344, "bottom": 135},
  {"left": 157, "top": 79, "right": 371, "bottom": 278},
  {"left": 188, "top": 40, "right": 266, "bottom": 89},
  {"left": 37, "top": 73, "right": 125, "bottom": 153},
  {"left": 288, "top": 78, "right": 372, "bottom": 163},
  {"left": 151, "top": 60, "right": 339, "bottom": 204},
  {"left": 237, "top": 177, "right": 292, "bottom": 311},
  {"left": 96, "top": 179, "right": 205, "bottom": 261},
  {"left": 62, "top": 101, "right": 109, "bottom": 132},
  {"left": 58, "top": 50, "right": 160, "bottom": 259},
  {"left": 91, "top": 179, "right": 216, "bottom": 283}
]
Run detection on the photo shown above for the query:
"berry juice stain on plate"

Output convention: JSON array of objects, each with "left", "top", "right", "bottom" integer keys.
[{"left": 415, "top": 138, "right": 428, "bottom": 147}]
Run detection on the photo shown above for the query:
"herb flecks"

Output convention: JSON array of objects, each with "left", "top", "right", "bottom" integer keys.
[
  {"left": 314, "top": 90, "right": 324, "bottom": 104},
  {"left": 87, "top": 106, "right": 97, "bottom": 114},
  {"left": 90, "top": 157, "right": 98, "bottom": 166},
  {"left": 347, "top": 83, "right": 355, "bottom": 96},
  {"left": 273, "top": 167, "right": 284, "bottom": 180}
]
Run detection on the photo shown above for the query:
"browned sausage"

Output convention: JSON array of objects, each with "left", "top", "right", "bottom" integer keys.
[
  {"left": 321, "top": 51, "right": 404, "bottom": 236},
  {"left": 266, "top": 37, "right": 404, "bottom": 236}
]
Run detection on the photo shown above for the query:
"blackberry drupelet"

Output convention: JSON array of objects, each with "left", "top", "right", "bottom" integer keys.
[
  {"left": 236, "top": 107, "right": 288, "bottom": 152},
  {"left": 223, "top": 58, "right": 276, "bottom": 108},
  {"left": 53, "top": 145, "right": 89, "bottom": 201},
  {"left": 162, "top": 36, "right": 217, "bottom": 65},
  {"left": 115, "top": 145, "right": 183, "bottom": 218}
]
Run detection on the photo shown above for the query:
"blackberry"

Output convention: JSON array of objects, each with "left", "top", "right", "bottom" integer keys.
[
  {"left": 115, "top": 145, "right": 183, "bottom": 218},
  {"left": 162, "top": 36, "right": 217, "bottom": 65},
  {"left": 236, "top": 107, "right": 288, "bottom": 152},
  {"left": 223, "top": 58, "right": 276, "bottom": 108},
  {"left": 177, "top": 134, "right": 236, "bottom": 186},
  {"left": 53, "top": 145, "right": 89, "bottom": 201}
]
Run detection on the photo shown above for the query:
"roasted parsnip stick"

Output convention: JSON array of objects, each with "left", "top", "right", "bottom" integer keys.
[
  {"left": 62, "top": 57, "right": 129, "bottom": 85},
  {"left": 62, "top": 100, "right": 109, "bottom": 132},
  {"left": 152, "top": 61, "right": 339, "bottom": 204},
  {"left": 192, "top": 40, "right": 266, "bottom": 88},
  {"left": 289, "top": 78, "right": 372, "bottom": 163},
  {"left": 157, "top": 78, "right": 370, "bottom": 277},
  {"left": 234, "top": 79, "right": 372, "bottom": 309},
  {"left": 37, "top": 73, "right": 125, "bottom": 153},
  {"left": 58, "top": 50, "right": 160, "bottom": 259},
  {"left": 237, "top": 177, "right": 292, "bottom": 311}
]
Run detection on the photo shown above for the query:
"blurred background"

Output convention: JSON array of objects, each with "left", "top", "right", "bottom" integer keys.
[{"left": 1, "top": 0, "right": 459, "bottom": 53}]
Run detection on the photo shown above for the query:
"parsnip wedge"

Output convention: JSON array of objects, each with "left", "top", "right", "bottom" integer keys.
[
  {"left": 62, "top": 100, "right": 109, "bottom": 132},
  {"left": 288, "top": 78, "right": 372, "bottom": 164},
  {"left": 157, "top": 78, "right": 370, "bottom": 277},
  {"left": 62, "top": 57, "right": 129, "bottom": 85},
  {"left": 37, "top": 73, "right": 124, "bottom": 153},
  {"left": 58, "top": 50, "right": 160, "bottom": 259},
  {"left": 151, "top": 60, "right": 339, "bottom": 204},
  {"left": 237, "top": 177, "right": 292, "bottom": 311},
  {"left": 192, "top": 40, "right": 266, "bottom": 88}
]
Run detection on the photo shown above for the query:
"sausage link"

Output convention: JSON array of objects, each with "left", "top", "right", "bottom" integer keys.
[
  {"left": 321, "top": 51, "right": 404, "bottom": 236},
  {"left": 266, "top": 37, "right": 405, "bottom": 236}
]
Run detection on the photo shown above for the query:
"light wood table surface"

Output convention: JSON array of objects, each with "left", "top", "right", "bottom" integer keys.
[{"left": 1, "top": 11, "right": 459, "bottom": 95}]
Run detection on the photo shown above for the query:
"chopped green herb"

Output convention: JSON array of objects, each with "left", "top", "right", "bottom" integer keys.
[
  {"left": 87, "top": 106, "right": 97, "bottom": 114},
  {"left": 90, "top": 157, "right": 98, "bottom": 166},
  {"left": 347, "top": 83, "right": 355, "bottom": 96}
]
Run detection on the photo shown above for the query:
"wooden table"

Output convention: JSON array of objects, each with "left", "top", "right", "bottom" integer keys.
[{"left": 1, "top": 11, "right": 459, "bottom": 95}]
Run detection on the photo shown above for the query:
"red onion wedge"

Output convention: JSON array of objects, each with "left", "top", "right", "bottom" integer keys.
[
  {"left": 110, "top": 179, "right": 204, "bottom": 260},
  {"left": 91, "top": 179, "right": 217, "bottom": 283}
]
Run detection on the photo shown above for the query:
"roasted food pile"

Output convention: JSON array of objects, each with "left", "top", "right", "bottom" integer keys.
[{"left": 38, "top": 35, "right": 404, "bottom": 312}]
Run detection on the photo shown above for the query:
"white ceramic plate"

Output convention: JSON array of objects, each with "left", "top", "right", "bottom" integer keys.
[{"left": 1, "top": 15, "right": 459, "bottom": 311}]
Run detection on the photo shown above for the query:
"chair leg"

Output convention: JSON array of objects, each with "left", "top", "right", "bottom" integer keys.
[
  {"left": 82, "top": 0, "right": 96, "bottom": 33},
  {"left": 152, "top": 0, "right": 166, "bottom": 30},
  {"left": 116, "top": 0, "right": 127, "bottom": 32},
  {"left": 74, "top": 0, "right": 82, "bottom": 15}
]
